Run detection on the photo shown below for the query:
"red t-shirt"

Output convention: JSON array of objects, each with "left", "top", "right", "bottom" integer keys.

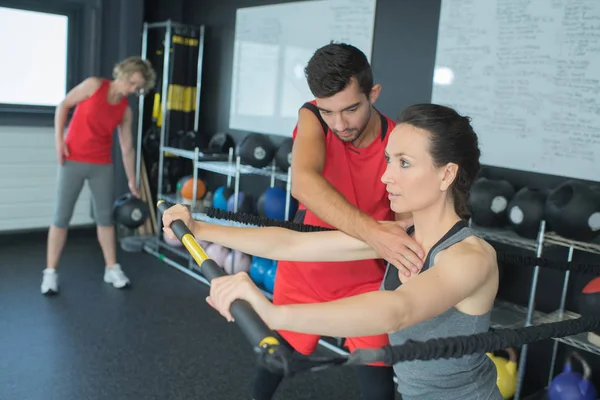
[
  {"left": 64, "top": 79, "right": 128, "bottom": 164},
  {"left": 274, "top": 100, "right": 395, "bottom": 306}
]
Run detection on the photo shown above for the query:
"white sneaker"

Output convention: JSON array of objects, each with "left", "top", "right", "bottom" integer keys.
[
  {"left": 41, "top": 268, "right": 59, "bottom": 295},
  {"left": 104, "top": 264, "right": 130, "bottom": 289}
]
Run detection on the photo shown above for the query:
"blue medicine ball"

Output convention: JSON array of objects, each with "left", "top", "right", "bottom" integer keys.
[
  {"left": 264, "top": 186, "right": 298, "bottom": 221},
  {"left": 213, "top": 186, "right": 233, "bottom": 210}
]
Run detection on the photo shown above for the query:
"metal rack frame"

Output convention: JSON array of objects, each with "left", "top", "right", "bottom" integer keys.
[
  {"left": 135, "top": 19, "right": 206, "bottom": 209},
  {"left": 471, "top": 221, "right": 600, "bottom": 399}
]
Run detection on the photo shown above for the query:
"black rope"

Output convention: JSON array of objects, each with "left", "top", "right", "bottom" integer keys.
[
  {"left": 352, "top": 316, "right": 600, "bottom": 366},
  {"left": 264, "top": 316, "right": 600, "bottom": 375},
  {"left": 204, "top": 208, "right": 600, "bottom": 274},
  {"left": 497, "top": 252, "right": 600, "bottom": 275},
  {"left": 204, "top": 208, "right": 333, "bottom": 232}
]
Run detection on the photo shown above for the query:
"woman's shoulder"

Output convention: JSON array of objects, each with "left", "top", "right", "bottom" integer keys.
[{"left": 436, "top": 235, "right": 497, "bottom": 274}]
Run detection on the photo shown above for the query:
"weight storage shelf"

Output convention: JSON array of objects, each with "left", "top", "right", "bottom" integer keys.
[
  {"left": 537, "top": 310, "right": 600, "bottom": 356},
  {"left": 470, "top": 223, "right": 600, "bottom": 256},
  {"left": 162, "top": 146, "right": 289, "bottom": 181}
]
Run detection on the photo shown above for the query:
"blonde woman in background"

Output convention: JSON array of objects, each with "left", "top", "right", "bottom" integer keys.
[{"left": 42, "top": 56, "right": 156, "bottom": 295}]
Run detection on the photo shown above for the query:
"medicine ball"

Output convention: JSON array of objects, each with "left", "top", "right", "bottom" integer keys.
[
  {"left": 263, "top": 186, "right": 298, "bottom": 221},
  {"left": 227, "top": 191, "right": 255, "bottom": 214},
  {"left": 177, "top": 130, "right": 197, "bottom": 150},
  {"left": 249, "top": 256, "right": 272, "bottom": 285},
  {"left": 224, "top": 250, "right": 252, "bottom": 275},
  {"left": 545, "top": 180, "right": 600, "bottom": 242},
  {"left": 208, "top": 132, "right": 235, "bottom": 154},
  {"left": 275, "top": 138, "right": 293, "bottom": 171},
  {"left": 180, "top": 177, "right": 207, "bottom": 200},
  {"left": 263, "top": 262, "right": 278, "bottom": 293},
  {"left": 236, "top": 133, "right": 275, "bottom": 168},
  {"left": 468, "top": 178, "right": 515, "bottom": 227},
  {"left": 205, "top": 244, "right": 231, "bottom": 268},
  {"left": 113, "top": 193, "right": 150, "bottom": 229},
  {"left": 578, "top": 276, "right": 600, "bottom": 346},
  {"left": 213, "top": 186, "right": 234, "bottom": 210},
  {"left": 507, "top": 187, "right": 547, "bottom": 239}
]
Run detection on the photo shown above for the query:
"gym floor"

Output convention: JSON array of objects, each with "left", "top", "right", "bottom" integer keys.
[{"left": 1, "top": 229, "right": 400, "bottom": 400}]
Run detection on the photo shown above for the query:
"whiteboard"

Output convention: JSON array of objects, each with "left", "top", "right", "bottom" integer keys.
[
  {"left": 431, "top": 0, "right": 600, "bottom": 182},
  {"left": 229, "top": 0, "right": 377, "bottom": 137}
]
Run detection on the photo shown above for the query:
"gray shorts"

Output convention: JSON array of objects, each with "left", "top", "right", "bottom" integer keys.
[{"left": 53, "top": 160, "right": 114, "bottom": 228}]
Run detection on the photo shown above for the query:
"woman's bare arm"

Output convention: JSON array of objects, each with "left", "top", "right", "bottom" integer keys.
[{"left": 192, "top": 221, "right": 379, "bottom": 262}]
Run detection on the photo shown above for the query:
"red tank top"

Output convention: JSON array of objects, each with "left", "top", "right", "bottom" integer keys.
[
  {"left": 64, "top": 79, "right": 128, "bottom": 164},
  {"left": 275, "top": 100, "right": 396, "bottom": 304}
]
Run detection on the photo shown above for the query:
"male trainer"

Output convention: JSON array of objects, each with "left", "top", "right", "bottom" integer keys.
[{"left": 251, "top": 43, "right": 425, "bottom": 400}]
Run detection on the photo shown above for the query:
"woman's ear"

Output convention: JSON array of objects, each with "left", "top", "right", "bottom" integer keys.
[{"left": 439, "top": 163, "right": 459, "bottom": 192}]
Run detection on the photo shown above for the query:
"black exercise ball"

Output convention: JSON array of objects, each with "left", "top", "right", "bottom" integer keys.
[
  {"left": 507, "top": 187, "right": 547, "bottom": 239},
  {"left": 208, "top": 132, "right": 235, "bottom": 154},
  {"left": 545, "top": 180, "right": 600, "bottom": 241},
  {"left": 113, "top": 193, "right": 150, "bottom": 229},
  {"left": 256, "top": 191, "right": 267, "bottom": 217},
  {"left": 236, "top": 133, "right": 275, "bottom": 168},
  {"left": 275, "top": 138, "right": 293, "bottom": 171},
  {"left": 468, "top": 177, "right": 515, "bottom": 227}
]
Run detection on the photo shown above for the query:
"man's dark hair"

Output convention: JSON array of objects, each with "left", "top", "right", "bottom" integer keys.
[{"left": 304, "top": 42, "right": 373, "bottom": 99}]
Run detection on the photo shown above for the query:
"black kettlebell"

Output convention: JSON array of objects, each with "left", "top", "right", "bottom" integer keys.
[
  {"left": 275, "top": 138, "right": 293, "bottom": 171},
  {"left": 236, "top": 133, "right": 275, "bottom": 168},
  {"left": 113, "top": 193, "right": 150, "bottom": 229},
  {"left": 468, "top": 177, "right": 515, "bottom": 227},
  {"left": 545, "top": 180, "right": 600, "bottom": 241},
  {"left": 507, "top": 187, "right": 547, "bottom": 239},
  {"left": 208, "top": 132, "right": 235, "bottom": 154}
]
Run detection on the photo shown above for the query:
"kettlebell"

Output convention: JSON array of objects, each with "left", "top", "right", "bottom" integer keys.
[
  {"left": 548, "top": 351, "right": 597, "bottom": 400},
  {"left": 468, "top": 177, "right": 515, "bottom": 227},
  {"left": 112, "top": 193, "right": 150, "bottom": 229},
  {"left": 487, "top": 348, "right": 518, "bottom": 399},
  {"left": 545, "top": 180, "right": 600, "bottom": 241},
  {"left": 507, "top": 187, "right": 547, "bottom": 239}
]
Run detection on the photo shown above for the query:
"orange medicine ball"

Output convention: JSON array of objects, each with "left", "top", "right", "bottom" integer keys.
[{"left": 180, "top": 177, "right": 207, "bottom": 200}]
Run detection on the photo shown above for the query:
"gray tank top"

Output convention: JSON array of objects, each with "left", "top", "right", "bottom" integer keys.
[{"left": 380, "top": 221, "right": 502, "bottom": 400}]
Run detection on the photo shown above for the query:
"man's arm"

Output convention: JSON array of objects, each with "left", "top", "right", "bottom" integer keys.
[
  {"left": 291, "top": 108, "right": 377, "bottom": 241},
  {"left": 117, "top": 107, "right": 138, "bottom": 196}
]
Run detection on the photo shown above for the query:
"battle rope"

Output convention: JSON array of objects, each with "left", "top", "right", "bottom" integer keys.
[
  {"left": 257, "top": 313, "right": 600, "bottom": 376},
  {"left": 203, "top": 207, "right": 600, "bottom": 275}
]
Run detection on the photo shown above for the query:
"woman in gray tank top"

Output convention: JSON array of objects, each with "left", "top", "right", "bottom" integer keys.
[{"left": 163, "top": 104, "right": 503, "bottom": 400}]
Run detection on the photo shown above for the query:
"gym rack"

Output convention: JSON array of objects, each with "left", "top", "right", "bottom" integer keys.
[{"left": 468, "top": 221, "right": 600, "bottom": 399}]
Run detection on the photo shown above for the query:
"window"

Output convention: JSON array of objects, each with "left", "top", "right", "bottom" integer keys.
[{"left": 0, "top": 7, "right": 69, "bottom": 107}]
